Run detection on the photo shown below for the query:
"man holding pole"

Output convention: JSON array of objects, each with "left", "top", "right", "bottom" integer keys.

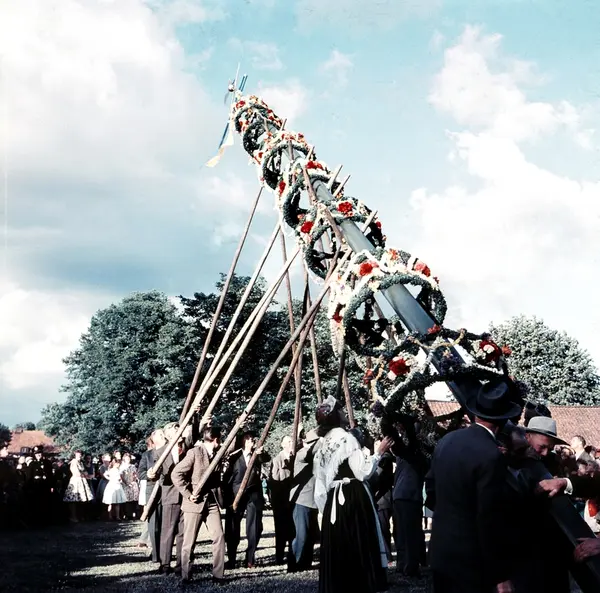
[
  {"left": 224, "top": 432, "right": 271, "bottom": 569},
  {"left": 172, "top": 426, "right": 226, "bottom": 585}
]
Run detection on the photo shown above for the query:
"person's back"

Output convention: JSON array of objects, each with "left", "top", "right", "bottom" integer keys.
[{"left": 427, "top": 424, "right": 511, "bottom": 591}]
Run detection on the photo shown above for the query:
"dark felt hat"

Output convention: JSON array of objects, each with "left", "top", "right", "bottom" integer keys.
[
  {"left": 467, "top": 379, "right": 523, "bottom": 421},
  {"left": 33, "top": 445, "right": 43, "bottom": 454}
]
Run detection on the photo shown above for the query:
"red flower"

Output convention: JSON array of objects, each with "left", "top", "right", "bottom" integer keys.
[
  {"left": 388, "top": 358, "right": 410, "bottom": 377},
  {"left": 375, "top": 221, "right": 382, "bottom": 229},
  {"left": 300, "top": 221, "right": 314, "bottom": 234},
  {"left": 306, "top": 161, "right": 323, "bottom": 170},
  {"left": 427, "top": 324, "right": 442, "bottom": 335},
  {"left": 358, "top": 262, "right": 378, "bottom": 276},
  {"left": 278, "top": 180, "right": 287, "bottom": 196},
  {"left": 235, "top": 100, "right": 246, "bottom": 110},
  {"left": 332, "top": 305, "right": 343, "bottom": 323},
  {"left": 479, "top": 340, "right": 502, "bottom": 363},
  {"left": 414, "top": 260, "right": 431, "bottom": 277},
  {"left": 363, "top": 369, "right": 374, "bottom": 384},
  {"left": 501, "top": 345, "right": 512, "bottom": 357},
  {"left": 337, "top": 201, "right": 353, "bottom": 215}
]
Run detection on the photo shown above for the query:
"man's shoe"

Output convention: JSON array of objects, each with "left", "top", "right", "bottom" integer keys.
[
  {"left": 158, "top": 566, "right": 173, "bottom": 575},
  {"left": 224, "top": 560, "right": 236, "bottom": 570}
]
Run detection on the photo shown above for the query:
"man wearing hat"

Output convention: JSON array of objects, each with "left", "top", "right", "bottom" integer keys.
[
  {"left": 425, "top": 378, "right": 521, "bottom": 593},
  {"left": 26, "top": 445, "right": 54, "bottom": 526},
  {"left": 505, "top": 416, "right": 572, "bottom": 593}
]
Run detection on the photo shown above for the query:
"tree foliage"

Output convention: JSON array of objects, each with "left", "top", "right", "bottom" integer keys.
[
  {"left": 0, "top": 423, "right": 10, "bottom": 445},
  {"left": 12, "top": 422, "right": 36, "bottom": 431},
  {"left": 490, "top": 315, "right": 600, "bottom": 405},
  {"left": 39, "top": 275, "right": 371, "bottom": 456}
]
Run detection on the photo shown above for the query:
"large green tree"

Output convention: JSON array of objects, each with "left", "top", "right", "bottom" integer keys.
[
  {"left": 39, "top": 291, "right": 196, "bottom": 454},
  {"left": 39, "top": 275, "right": 371, "bottom": 455},
  {"left": 490, "top": 315, "right": 600, "bottom": 405}
]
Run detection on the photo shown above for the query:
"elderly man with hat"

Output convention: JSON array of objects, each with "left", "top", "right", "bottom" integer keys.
[
  {"left": 501, "top": 415, "right": 573, "bottom": 593},
  {"left": 425, "top": 378, "right": 521, "bottom": 593}
]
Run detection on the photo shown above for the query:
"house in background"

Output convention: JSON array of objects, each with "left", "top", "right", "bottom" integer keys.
[
  {"left": 8, "top": 428, "right": 61, "bottom": 457},
  {"left": 428, "top": 400, "right": 600, "bottom": 446}
]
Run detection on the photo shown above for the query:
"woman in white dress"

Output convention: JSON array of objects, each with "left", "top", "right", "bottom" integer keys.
[
  {"left": 63, "top": 450, "right": 94, "bottom": 523},
  {"left": 313, "top": 397, "right": 393, "bottom": 593},
  {"left": 102, "top": 460, "right": 127, "bottom": 520}
]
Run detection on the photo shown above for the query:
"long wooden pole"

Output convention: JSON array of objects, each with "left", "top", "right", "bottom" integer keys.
[
  {"left": 305, "top": 270, "right": 323, "bottom": 404},
  {"left": 280, "top": 232, "right": 302, "bottom": 403},
  {"left": 180, "top": 188, "right": 264, "bottom": 421},
  {"left": 141, "top": 247, "right": 299, "bottom": 521},
  {"left": 232, "top": 302, "right": 320, "bottom": 510},
  {"left": 191, "top": 248, "right": 351, "bottom": 499},
  {"left": 198, "top": 224, "right": 281, "bottom": 392},
  {"left": 291, "top": 281, "right": 310, "bottom": 456}
]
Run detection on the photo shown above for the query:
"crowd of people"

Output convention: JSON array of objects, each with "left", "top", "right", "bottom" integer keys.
[
  {"left": 3, "top": 377, "right": 600, "bottom": 593},
  {"left": 0, "top": 444, "right": 144, "bottom": 528}
]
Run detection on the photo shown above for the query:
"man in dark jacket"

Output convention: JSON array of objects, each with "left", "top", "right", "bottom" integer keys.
[
  {"left": 425, "top": 379, "right": 521, "bottom": 593},
  {"left": 224, "top": 432, "right": 271, "bottom": 569}
]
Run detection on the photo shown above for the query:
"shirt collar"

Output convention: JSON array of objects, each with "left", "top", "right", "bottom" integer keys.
[{"left": 474, "top": 422, "right": 497, "bottom": 441}]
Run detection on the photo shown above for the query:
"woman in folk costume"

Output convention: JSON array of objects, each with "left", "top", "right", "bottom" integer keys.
[
  {"left": 63, "top": 450, "right": 94, "bottom": 522},
  {"left": 119, "top": 453, "right": 140, "bottom": 519},
  {"left": 313, "top": 396, "right": 394, "bottom": 593}
]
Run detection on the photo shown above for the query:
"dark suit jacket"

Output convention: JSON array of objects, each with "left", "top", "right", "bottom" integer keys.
[
  {"left": 226, "top": 450, "right": 271, "bottom": 501},
  {"left": 138, "top": 449, "right": 156, "bottom": 499},
  {"left": 152, "top": 444, "right": 188, "bottom": 506},
  {"left": 171, "top": 445, "right": 224, "bottom": 514},
  {"left": 425, "top": 424, "right": 512, "bottom": 588},
  {"left": 368, "top": 452, "right": 394, "bottom": 510}
]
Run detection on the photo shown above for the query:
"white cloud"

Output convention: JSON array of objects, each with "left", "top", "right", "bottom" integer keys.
[
  {"left": 295, "top": 0, "right": 440, "bottom": 31},
  {"left": 257, "top": 79, "right": 309, "bottom": 125},
  {"left": 409, "top": 27, "right": 600, "bottom": 365},
  {"left": 229, "top": 39, "right": 284, "bottom": 71},
  {"left": 0, "top": 279, "right": 106, "bottom": 407},
  {"left": 429, "top": 26, "right": 595, "bottom": 145},
  {"left": 319, "top": 50, "right": 353, "bottom": 88},
  {"left": 146, "top": 0, "right": 227, "bottom": 25}
]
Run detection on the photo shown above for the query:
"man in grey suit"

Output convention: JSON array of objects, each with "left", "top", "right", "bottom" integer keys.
[{"left": 172, "top": 426, "right": 226, "bottom": 585}]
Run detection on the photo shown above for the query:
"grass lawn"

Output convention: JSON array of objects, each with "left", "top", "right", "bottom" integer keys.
[{"left": 0, "top": 511, "right": 432, "bottom": 592}]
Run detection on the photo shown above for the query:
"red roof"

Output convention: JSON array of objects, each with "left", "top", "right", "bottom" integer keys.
[
  {"left": 8, "top": 430, "right": 61, "bottom": 455},
  {"left": 428, "top": 401, "right": 600, "bottom": 446}
]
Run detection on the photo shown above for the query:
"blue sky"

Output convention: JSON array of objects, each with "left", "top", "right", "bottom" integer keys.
[{"left": 1, "top": 0, "right": 600, "bottom": 426}]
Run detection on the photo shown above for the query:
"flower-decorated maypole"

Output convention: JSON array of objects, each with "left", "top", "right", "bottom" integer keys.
[{"left": 227, "top": 92, "right": 514, "bottom": 447}]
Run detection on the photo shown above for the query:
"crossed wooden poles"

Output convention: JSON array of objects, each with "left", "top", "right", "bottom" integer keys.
[{"left": 141, "top": 179, "right": 370, "bottom": 521}]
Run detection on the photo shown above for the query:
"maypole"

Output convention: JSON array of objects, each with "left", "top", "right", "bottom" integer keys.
[{"left": 219, "top": 89, "right": 600, "bottom": 590}]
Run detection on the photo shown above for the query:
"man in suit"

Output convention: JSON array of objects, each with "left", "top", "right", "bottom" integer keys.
[
  {"left": 268, "top": 435, "right": 294, "bottom": 565},
  {"left": 571, "top": 435, "right": 594, "bottom": 464},
  {"left": 389, "top": 419, "right": 428, "bottom": 577},
  {"left": 148, "top": 421, "right": 196, "bottom": 574},
  {"left": 288, "top": 429, "right": 321, "bottom": 573},
  {"left": 425, "top": 379, "right": 521, "bottom": 593},
  {"left": 139, "top": 429, "right": 166, "bottom": 563},
  {"left": 172, "top": 426, "right": 226, "bottom": 585},
  {"left": 224, "top": 431, "right": 271, "bottom": 569},
  {"left": 368, "top": 443, "right": 395, "bottom": 563}
]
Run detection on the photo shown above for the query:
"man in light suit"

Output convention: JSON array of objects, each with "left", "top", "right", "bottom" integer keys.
[
  {"left": 425, "top": 379, "right": 522, "bottom": 593},
  {"left": 172, "top": 426, "right": 226, "bottom": 585},
  {"left": 269, "top": 435, "right": 294, "bottom": 565},
  {"left": 224, "top": 432, "right": 271, "bottom": 569},
  {"left": 148, "top": 421, "right": 198, "bottom": 574}
]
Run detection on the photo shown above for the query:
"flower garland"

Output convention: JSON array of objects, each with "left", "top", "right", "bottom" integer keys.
[{"left": 228, "top": 91, "right": 519, "bottom": 451}]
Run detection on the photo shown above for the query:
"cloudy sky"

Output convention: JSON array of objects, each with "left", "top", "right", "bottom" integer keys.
[{"left": 1, "top": 0, "right": 599, "bottom": 426}]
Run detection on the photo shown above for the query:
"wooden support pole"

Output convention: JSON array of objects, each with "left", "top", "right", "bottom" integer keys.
[
  {"left": 280, "top": 232, "right": 302, "bottom": 403},
  {"left": 140, "top": 247, "right": 300, "bottom": 522},
  {"left": 191, "top": 247, "right": 351, "bottom": 499},
  {"left": 232, "top": 302, "right": 320, "bottom": 510},
  {"left": 199, "top": 223, "right": 281, "bottom": 393},
  {"left": 326, "top": 164, "right": 343, "bottom": 190},
  {"left": 291, "top": 282, "right": 310, "bottom": 456},
  {"left": 304, "top": 268, "right": 322, "bottom": 404},
  {"left": 332, "top": 174, "right": 351, "bottom": 198},
  {"left": 180, "top": 188, "right": 264, "bottom": 421}
]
